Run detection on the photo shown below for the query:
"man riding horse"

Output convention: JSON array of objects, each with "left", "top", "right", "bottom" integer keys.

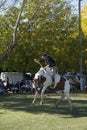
[
  {"left": 34, "top": 53, "right": 57, "bottom": 83},
  {"left": 33, "top": 54, "right": 72, "bottom": 112}
]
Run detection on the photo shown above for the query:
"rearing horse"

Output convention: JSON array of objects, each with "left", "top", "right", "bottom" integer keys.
[{"left": 32, "top": 60, "right": 72, "bottom": 113}]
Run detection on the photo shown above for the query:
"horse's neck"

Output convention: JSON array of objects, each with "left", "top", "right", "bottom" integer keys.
[
  {"left": 35, "top": 67, "right": 45, "bottom": 78},
  {"left": 41, "top": 68, "right": 52, "bottom": 79},
  {"left": 44, "top": 69, "right": 52, "bottom": 78},
  {"left": 35, "top": 67, "right": 52, "bottom": 80}
]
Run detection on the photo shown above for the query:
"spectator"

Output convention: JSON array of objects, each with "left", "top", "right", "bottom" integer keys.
[{"left": 25, "top": 80, "right": 33, "bottom": 93}]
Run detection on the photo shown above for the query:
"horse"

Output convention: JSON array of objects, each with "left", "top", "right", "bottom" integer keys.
[{"left": 32, "top": 60, "right": 72, "bottom": 113}]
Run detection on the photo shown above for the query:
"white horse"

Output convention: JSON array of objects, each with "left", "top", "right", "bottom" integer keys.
[{"left": 32, "top": 66, "right": 72, "bottom": 113}]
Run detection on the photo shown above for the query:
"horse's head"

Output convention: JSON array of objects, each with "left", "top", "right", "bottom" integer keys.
[{"left": 33, "top": 67, "right": 46, "bottom": 90}]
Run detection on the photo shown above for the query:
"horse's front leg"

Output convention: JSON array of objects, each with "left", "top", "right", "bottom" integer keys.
[
  {"left": 40, "top": 86, "right": 47, "bottom": 105},
  {"left": 32, "top": 90, "right": 38, "bottom": 104}
]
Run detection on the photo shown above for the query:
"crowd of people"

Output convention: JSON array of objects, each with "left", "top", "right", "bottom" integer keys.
[
  {"left": 0, "top": 53, "right": 87, "bottom": 95},
  {"left": 0, "top": 78, "right": 34, "bottom": 95},
  {"left": 0, "top": 73, "right": 87, "bottom": 95}
]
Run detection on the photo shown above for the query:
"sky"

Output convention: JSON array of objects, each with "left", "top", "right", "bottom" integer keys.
[
  {"left": 0, "top": 0, "right": 87, "bottom": 14},
  {"left": 72, "top": 0, "right": 87, "bottom": 7},
  {"left": 71, "top": 0, "right": 87, "bottom": 13},
  {"left": 0, "top": 0, "right": 22, "bottom": 14}
]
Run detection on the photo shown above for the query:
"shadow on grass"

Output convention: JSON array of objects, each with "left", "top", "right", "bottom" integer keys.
[{"left": 0, "top": 94, "right": 87, "bottom": 118}]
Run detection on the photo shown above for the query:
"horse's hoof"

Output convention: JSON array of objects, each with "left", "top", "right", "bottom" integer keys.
[
  {"left": 70, "top": 109, "right": 73, "bottom": 114},
  {"left": 40, "top": 102, "right": 43, "bottom": 105},
  {"left": 55, "top": 102, "right": 58, "bottom": 108},
  {"left": 56, "top": 105, "right": 58, "bottom": 108},
  {"left": 32, "top": 101, "right": 35, "bottom": 104}
]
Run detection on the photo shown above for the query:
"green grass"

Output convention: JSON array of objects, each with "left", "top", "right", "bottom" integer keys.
[{"left": 0, "top": 93, "right": 87, "bottom": 130}]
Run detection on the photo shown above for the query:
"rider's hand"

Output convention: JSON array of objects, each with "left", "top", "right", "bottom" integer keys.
[{"left": 34, "top": 59, "right": 37, "bottom": 62}]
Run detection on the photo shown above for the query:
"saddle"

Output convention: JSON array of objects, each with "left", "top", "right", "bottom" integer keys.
[{"left": 55, "top": 76, "right": 66, "bottom": 91}]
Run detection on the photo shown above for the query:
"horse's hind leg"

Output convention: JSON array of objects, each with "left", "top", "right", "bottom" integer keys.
[
  {"left": 65, "top": 92, "right": 72, "bottom": 113},
  {"left": 56, "top": 91, "right": 65, "bottom": 107},
  {"left": 32, "top": 90, "right": 38, "bottom": 103}
]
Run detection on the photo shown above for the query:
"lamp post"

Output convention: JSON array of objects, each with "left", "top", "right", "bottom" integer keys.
[{"left": 78, "top": 0, "right": 83, "bottom": 90}]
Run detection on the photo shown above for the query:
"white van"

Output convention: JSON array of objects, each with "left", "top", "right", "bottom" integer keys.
[{"left": 0, "top": 72, "right": 23, "bottom": 84}]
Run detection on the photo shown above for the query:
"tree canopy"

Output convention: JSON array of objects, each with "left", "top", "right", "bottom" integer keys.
[{"left": 0, "top": 0, "right": 87, "bottom": 74}]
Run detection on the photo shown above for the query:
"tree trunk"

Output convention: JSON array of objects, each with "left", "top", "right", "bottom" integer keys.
[{"left": 0, "top": 0, "right": 26, "bottom": 64}]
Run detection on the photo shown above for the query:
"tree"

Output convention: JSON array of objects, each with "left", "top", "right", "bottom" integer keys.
[
  {"left": 0, "top": 0, "right": 26, "bottom": 64},
  {"left": 81, "top": 5, "right": 87, "bottom": 72},
  {"left": 0, "top": 0, "right": 86, "bottom": 73}
]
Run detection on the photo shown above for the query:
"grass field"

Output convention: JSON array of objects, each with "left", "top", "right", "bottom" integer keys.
[{"left": 0, "top": 93, "right": 87, "bottom": 130}]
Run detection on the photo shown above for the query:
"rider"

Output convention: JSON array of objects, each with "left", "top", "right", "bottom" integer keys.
[{"left": 39, "top": 53, "right": 57, "bottom": 82}]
